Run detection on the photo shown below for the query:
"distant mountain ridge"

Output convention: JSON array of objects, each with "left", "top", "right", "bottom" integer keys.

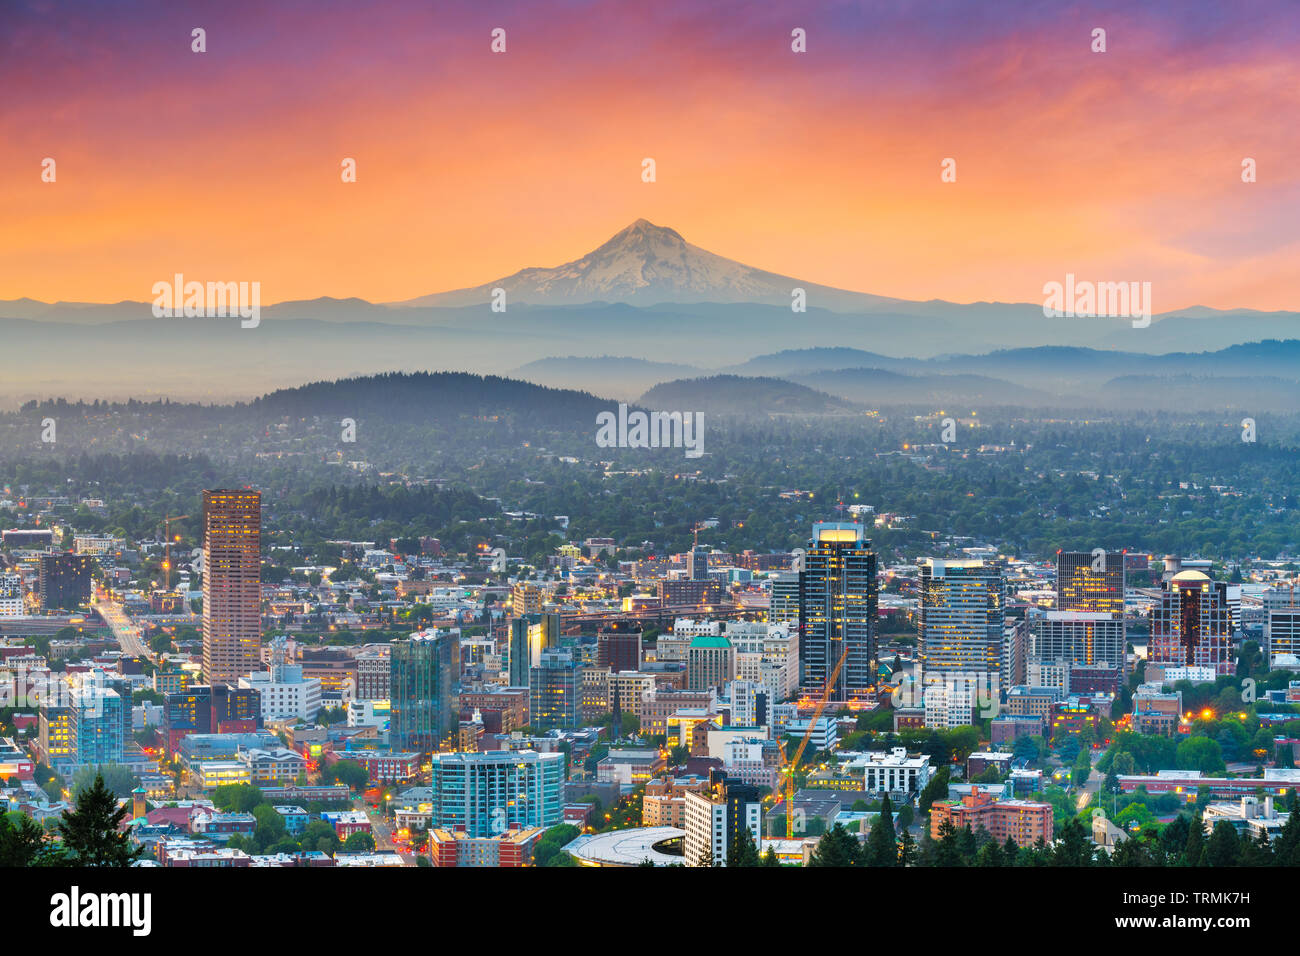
[
  {"left": 640, "top": 375, "right": 857, "bottom": 415},
  {"left": 2, "top": 219, "right": 1296, "bottom": 401},
  {"left": 251, "top": 371, "right": 609, "bottom": 424}
]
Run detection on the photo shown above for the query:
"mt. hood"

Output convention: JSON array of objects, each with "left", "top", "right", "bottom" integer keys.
[{"left": 394, "top": 218, "right": 898, "bottom": 311}]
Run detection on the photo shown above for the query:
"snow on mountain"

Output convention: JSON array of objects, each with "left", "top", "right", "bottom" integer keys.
[{"left": 393, "top": 218, "right": 898, "bottom": 310}]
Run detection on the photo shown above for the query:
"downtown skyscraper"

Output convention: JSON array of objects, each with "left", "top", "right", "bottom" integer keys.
[
  {"left": 1056, "top": 550, "right": 1126, "bottom": 614},
  {"left": 798, "top": 522, "right": 877, "bottom": 701},
  {"left": 1150, "top": 569, "right": 1233, "bottom": 676},
  {"left": 507, "top": 612, "right": 559, "bottom": 687},
  {"left": 390, "top": 628, "right": 460, "bottom": 753},
  {"left": 201, "top": 489, "right": 262, "bottom": 687},
  {"left": 1034, "top": 550, "right": 1129, "bottom": 679},
  {"left": 38, "top": 552, "right": 94, "bottom": 611},
  {"left": 917, "top": 559, "right": 1003, "bottom": 728}
]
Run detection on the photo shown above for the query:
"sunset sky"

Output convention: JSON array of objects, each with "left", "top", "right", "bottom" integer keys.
[{"left": 2, "top": 0, "right": 1297, "bottom": 310}]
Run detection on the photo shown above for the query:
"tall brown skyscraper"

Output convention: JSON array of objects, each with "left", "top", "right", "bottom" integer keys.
[{"left": 202, "top": 489, "right": 262, "bottom": 686}]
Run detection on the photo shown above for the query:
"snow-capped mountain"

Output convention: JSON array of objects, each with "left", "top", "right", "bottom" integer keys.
[{"left": 394, "top": 218, "right": 900, "bottom": 310}]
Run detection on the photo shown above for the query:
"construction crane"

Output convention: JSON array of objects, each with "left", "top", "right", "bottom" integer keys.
[
  {"left": 160, "top": 514, "right": 190, "bottom": 591},
  {"left": 780, "top": 641, "right": 852, "bottom": 839}
]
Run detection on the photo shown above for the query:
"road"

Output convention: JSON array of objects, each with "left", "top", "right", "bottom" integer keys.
[
  {"left": 363, "top": 804, "right": 418, "bottom": 865},
  {"left": 94, "top": 588, "right": 152, "bottom": 660},
  {"left": 1075, "top": 751, "right": 1105, "bottom": 810}
]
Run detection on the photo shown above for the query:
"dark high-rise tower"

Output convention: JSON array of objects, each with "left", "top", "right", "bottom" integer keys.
[
  {"left": 688, "top": 545, "right": 711, "bottom": 581},
  {"left": 798, "top": 522, "right": 877, "bottom": 700},
  {"left": 38, "top": 553, "right": 94, "bottom": 611},
  {"left": 1047, "top": 550, "right": 1127, "bottom": 679},
  {"left": 597, "top": 621, "right": 643, "bottom": 674},
  {"left": 1056, "top": 551, "right": 1125, "bottom": 614},
  {"left": 917, "top": 559, "right": 1004, "bottom": 679},
  {"left": 508, "top": 612, "right": 559, "bottom": 687},
  {"left": 201, "top": 489, "right": 262, "bottom": 686},
  {"left": 390, "top": 629, "right": 460, "bottom": 753}
]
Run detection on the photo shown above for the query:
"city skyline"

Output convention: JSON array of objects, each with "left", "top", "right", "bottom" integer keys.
[{"left": 3, "top": 0, "right": 1299, "bottom": 913}]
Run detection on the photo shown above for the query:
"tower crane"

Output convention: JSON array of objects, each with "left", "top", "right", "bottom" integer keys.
[{"left": 780, "top": 641, "right": 852, "bottom": 839}]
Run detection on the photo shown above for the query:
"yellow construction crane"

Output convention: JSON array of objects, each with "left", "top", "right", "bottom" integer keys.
[
  {"left": 780, "top": 641, "right": 852, "bottom": 839},
  {"left": 161, "top": 514, "right": 190, "bottom": 591}
]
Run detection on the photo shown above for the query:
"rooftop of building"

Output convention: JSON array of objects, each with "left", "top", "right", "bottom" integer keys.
[
  {"left": 429, "top": 748, "right": 563, "bottom": 765},
  {"left": 563, "top": 826, "right": 686, "bottom": 867},
  {"left": 688, "top": 635, "right": 731, "bottom": 649}
]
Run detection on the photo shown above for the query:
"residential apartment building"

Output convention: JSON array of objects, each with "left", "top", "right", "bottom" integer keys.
[
  {"left": 428, "top": 750, "right": 564, "bottom": 837},
  {"left": 929, "top": 786, "right": 1053, "bottom": 846}
]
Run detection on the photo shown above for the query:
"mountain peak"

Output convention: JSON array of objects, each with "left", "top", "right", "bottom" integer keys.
[
  {"left": 589, "top": 218, "right": 688, "bottom": 259},
  {"left": 611, "top": 217, "right": 682, "bottom": 240},
  {"left": 396, "top": 220, "right": 896, "bottom": 310}
]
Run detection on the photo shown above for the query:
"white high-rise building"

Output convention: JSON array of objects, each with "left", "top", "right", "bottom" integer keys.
[
  {"left": 919, "top": 559, "right": 1003, "bottom": 728},
  {"left": 239, "top": 644, "right": 322, "bottom": 722},
  {"left": 672, "top": 618, "right": 722, "bottom": 639},
  {"left": 1265, "top": 588, "right": 1300, "bottom": 668},
  {"left": 728, "top": 620, "right": 797, "bottom": 702},
  {"left": 683, "top": 776, "right": 763, "bottom": 866},
  {"left": 725, "top": 680, "right": 767, "bottom": 728},
  {"left": 1026, "top": 660, "right": 1070, "bottom": 696},
  {"left": 923, "top": 675, "right": 979, "bottom": 730},
  {"left": 0, "top": 574, "right": 25, "bottom": 617}
]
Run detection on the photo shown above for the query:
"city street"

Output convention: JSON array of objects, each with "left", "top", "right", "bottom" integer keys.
[{"left": 94, "top": 587, "right": 152, "bottom": 660}]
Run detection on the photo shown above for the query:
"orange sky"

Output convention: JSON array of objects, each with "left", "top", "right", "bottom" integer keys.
[{"left": 1, "top": 1, "right": 1297, "bottom": 310}]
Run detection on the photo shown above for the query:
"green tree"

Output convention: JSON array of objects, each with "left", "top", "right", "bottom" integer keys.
[
  {"left": 301, "top": 819, "right": 340, "bottom": 854},
  {"left": 1237, "top": 827, "right": 1272, "bottom": 868},
  {"left": 1176, "top": 737, "right": 1226, "bottom": 775},
  {"left": 1269, "top": 792, "right": 1300, "bottom": 865},
  {"left": 1002, "top": 835, "right": 1019, "bottom": 866},
  {"left": 58, "top": 773, "right": 143, "bottom": 867},
  {"left": 1109, "top": 832, "right": 1150, "bottom": 867},
  {"left": 955, "top": 823, "right": 977, "bottom": 863},
  {"left": 975, "top": 839, "right": 1004, "bottom": 867},
  {"left": 809, "top": 823, "right": 861, "bottom": 867},
  {"left": 323, "top": 759, "right": 369, "bottom": 792},
  {"left": 1053, "top": 817, "right": 1093, "bottom": 866},
  {"left": 71, "top": 763, "right": 139, "bottom": 800},
  {"left": 1072, "top": 749, "right": 1092, "bottom": 788},
  {"left": 212, "top": 783, "right": 264, "bottom": 813},
  {"left": 343, "top": 831, "right": 376, "bottom": 853},
  {"left": 934, "top": 818, "right": 963, "bottom": 866},
  {"left": 1103, "top": 769, "right": 1120, "bottom": 795},
  {"left": 898, "top": 827, "right": 918, "bottom": 867},
  {"left": 728, "top": 826, "right": 762, "bottom": 867},
  {"left": 1204, "top": 820, "right": 1241, "bottom": 867},
  {"left": 918, "top": 766, "right": 949, "bottom": 817},
  {"left": 1182, "top": 814, "right": 1206, "bottom": 867},
  {"left": 532, "top": 824, "right": 580, "bottom": 867},
  {"left": 252, "top": 804, "right": 287, "bottom": 850},
  {"left": 1158, "top": 814, "right": 1189, "bottom": 861},
  {"left": 865, "top": 794, "right": 897, "bottom": 866},
  {"left": 0, "top": 811, "right": 53, "bottom": 867}
]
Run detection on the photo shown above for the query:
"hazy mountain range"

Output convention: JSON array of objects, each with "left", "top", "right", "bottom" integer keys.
[{"left": 1, "top": 219, "right": 1296, "bottom": 408}]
